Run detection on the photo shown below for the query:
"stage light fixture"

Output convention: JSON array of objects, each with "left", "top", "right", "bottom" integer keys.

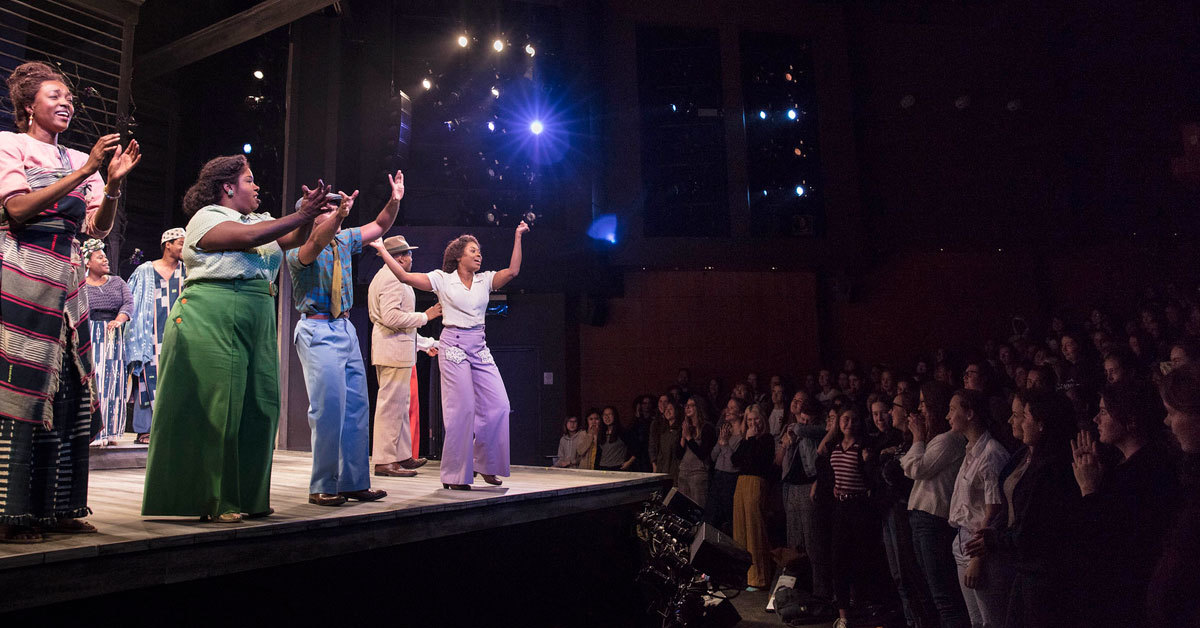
[
  {"left": 758, "top": 110, "right": 767, "bottom": 120},
  {"left": 487, "top": 121, "right": 496, "bottom": 132},
  {"left": 491, "top": 87, "right": 500, "bottom": 98},
  {"left": 670, "top": 104, "right": 677, "bottom": 112},
  {"left": 422, "top": 78, "right": 432, "bottom": 90},
  {"left": 787, "top": 109, "right": 797, "bottom": 120},
  {"left": 523, "top": 210, "right": 537, "bottom": 224},
  {"left": 762, "top": 190, "right": 768, "bottom": 196},
  {"left": 252, "top": 70, "right": 264, "bottom": 80},
  {"left": 795, "top": 185, "right": 805, "bottom": 196},
  {"left": 242, "top": 143, "right": 252, "bottom": 154},
  {"left": 525, "top": 44, "right": 536, "bottom": 57},
  {"left": 530, "top": 120, "right": 544, "bottom": 135},
  {"left": 493, "top": 39, "right": 505, "bottom": 52},
  {"left": 458, "top": 35, "right": 469, "bottom": 47}
]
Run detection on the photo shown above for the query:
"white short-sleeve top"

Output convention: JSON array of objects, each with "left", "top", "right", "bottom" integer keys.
[{"left": 426, "top": 269, "right": 494, "bottom": 327}]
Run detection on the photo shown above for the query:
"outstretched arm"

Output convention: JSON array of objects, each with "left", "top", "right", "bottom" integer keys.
[
  {"left": 199, "top": 182, "right": 329, "bottom": 251},
  {"left": 491, "top": 221, "right": 528, "bottom": 290},
  {"left": 358, "top": 171, "right": 404, "bottom": 243},
  {"left": 368, "top": 238, "right": 434, "bottom": 292}
]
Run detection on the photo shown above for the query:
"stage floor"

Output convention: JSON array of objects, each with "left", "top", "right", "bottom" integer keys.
[{"left": 0, "top": 451, "right": 664, "bottom": 613}]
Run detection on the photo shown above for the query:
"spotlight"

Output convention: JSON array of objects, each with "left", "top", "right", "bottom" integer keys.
[
  {"left": 242, "top": 143, "right": 252, "bottom": 154},
  {"left": 422, "top": 78, "right": 432, "bottom": 90},
  {"left": 485, "top": 207, "right": 500, "bottom": 225},
  {"left": 523, "top": 210, "right": 537, "bottom": 224},
  {"left": 786, "top": 109, "right": 797, "bottom": 120},
  {"left": 252, "top": 70, "right": 264, "bottom": 80},
  {"left": 670, "top": 104, "right": 677, "bottom": 112},
  {"left": 762, "top": 190, "right": 768, "bottom": 196},
  {"left": 458, "top": 35, "right": 469, "bottom": 47},
  {"left": 794, "top": 185, "right": 805, "bottom": 197},
  {"left": 487, "top": 121, "right": 496, "bottom": 132},
  {"left": 491, "top": 87, "right": 500, "bottom": 98},
  {"left": 525, "top": 44, "right": 536, "bottom": 57},
  {"left": 758, "top": 110, "right": 767, "bottom": 120},
  {"left": 493, "top": 39, "right": 505, "bottom": 52},
  {"left": 530, "top": 120, "right": 544, "bottom": 135}
]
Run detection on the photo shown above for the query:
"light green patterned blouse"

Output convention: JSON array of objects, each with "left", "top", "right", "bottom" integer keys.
[{"left": 182, "top": 205, "right": 283, "bottom": 284}]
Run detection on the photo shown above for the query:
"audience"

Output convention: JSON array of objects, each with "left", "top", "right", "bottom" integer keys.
[{"left": 571, "top": 284, "right": 1200, "bottom": 626}]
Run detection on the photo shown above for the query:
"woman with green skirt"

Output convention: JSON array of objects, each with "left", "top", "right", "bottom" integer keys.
[{"left": 141, "top": 155, "right": 330, "bottom": 522}]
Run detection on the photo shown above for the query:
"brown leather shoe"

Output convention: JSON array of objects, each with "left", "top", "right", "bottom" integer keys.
[
  {"left": 374, "top": 463, "right": 417, "bottom": 477},
  {"left": 475, "top": 472, "right": 503, "bottom": 486},
  {"left": 339, "top": 488, "right": 387, "bottom": 502},
  {"left": 308, "top": 493, "right": 347, "bottom": 506},
  {"left": 398, "top": 457, "right": 428, "bottom": 470}
]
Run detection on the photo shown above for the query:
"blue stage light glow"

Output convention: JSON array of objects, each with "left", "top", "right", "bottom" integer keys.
[
  {"left": 487, "top": 121, "right": 496, "bottom": 132},
  {"left": 787, "top": 109, "right": 797, "bottom": 120},
  {"left": 242, "top": 143, "right": 252, "bottom": 154},
  {"left": 758, "top": 110, "right": 767, "bottom": 120},
  {"left": 530, "top": 120, "right": 544, "bottom": 135},
  {"left": 795, "top": 185, "right": 806, "bottom": 197},
  {"left": 587, "top": 214, "right": 618, "bottom": 244}
]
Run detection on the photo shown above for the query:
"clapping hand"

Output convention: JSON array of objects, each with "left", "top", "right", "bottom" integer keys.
[
  {"left": 909, "top": 412, "right": 929, "bottom": 443},
  {"left": 296, "top": 180, "right": 331, "bottom": 218},
  {"left": 85, "top": 134, "right": 120, "bottom": 176},
  {"left": 106, "top": 139, "right": 141, "bottom": 183},
  {"left": 1071, "top": 429, "right": 1102, "bottom": 496}
]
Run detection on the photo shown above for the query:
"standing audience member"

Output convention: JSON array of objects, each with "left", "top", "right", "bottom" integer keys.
[
  {"left": 0, "top": 61, "right": 139, "bottom": 541},
  {"left": 648, "top": 393, "right": 670, "bottom": 472},
  {"left": 707, "top": 398, "right": 746, "bottom": 533},
  {"left": 596, "top": 406, "right": 635, "bottom": 471},
  {"left": 946, "top": 390, "right": 1010, "bottom": 628},
  {"left": 768, "top": 383, "right": 787, "bottom": 439},
  {"left": 1071, "top": 381, "right": 1180, "bottom": 627},
  {"left": 125, "top": 227, "right": 187, "bottom": 444},
  {"left": 966, "top": 391, "right": 1080, "bottom": 628},
  {"left": 654, "top": 402, "right": 684, "bottom": 482},
  {"left": 676, "top": 397, "right": 715, "bottom": 507},
  {"left": 778, "top": 396, "right": 832, "bottom": 600},
  {"left": 81, "top": 239, "right": 132, "bottom": 447},
  {"left": 732, "top": 404, "right": 775, "bottom": 591},
  {"left": 1147, "top": 364, "right": 1200, "bottom": 627},
  {"left": 902, "top": 382, "right": 970, "bottom": 628},
  {"left": 628, "top": 394, "right": 655, "bottom": 472}
]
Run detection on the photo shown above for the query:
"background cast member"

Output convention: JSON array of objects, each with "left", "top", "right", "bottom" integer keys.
[
  {"left": 141, "top": 155, "right": 328, "bottom": 522},
  {"left": 368, "top": 234, "right": 441, "bottom": 477},
  {"left": 0, "top": 61, "right": 139, "bottom": 543},
  {"left": 81, "top": 238, "right": 133, "bottom": 447},
  {"left": 369, "top": 221, "right": 528, "bottom": 489},
  {"left": 286, "top": 171, "right": 404, "bottom": 506},
  {"left": 125, "top": 227, "right": 186, "bottom": 444}
]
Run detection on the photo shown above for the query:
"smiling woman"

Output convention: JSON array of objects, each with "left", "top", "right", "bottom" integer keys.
[{"left": 0, "top": 60, "right": 140, "bottom": 543}]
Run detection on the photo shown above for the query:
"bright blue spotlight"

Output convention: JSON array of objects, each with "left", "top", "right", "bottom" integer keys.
[
  {"left": 587, "top": 214, "right": 618, "bottom": 244},
  {"left": 530, "top": 120, "right": 544, "bottom": 135},
  {"left": 762, "top": 190, "right": 768, "bottom": 196},
  {"left": 787, "top": 109, "right": 797, "bottom": 120},
  {"left": 670, "top": 104, "right": 677, "bottom": 112},
  {"left": 758, "top": 110, "right": 767, "bottom": 120},
  {"left": 487, "top": 121, "right": 496, "bottom": 132},
  {"left": 242, "top": 143, "right": 252, "bottom": 154},
  {"left": 795, "top": 185, "right": 806, "bottom": 197}
]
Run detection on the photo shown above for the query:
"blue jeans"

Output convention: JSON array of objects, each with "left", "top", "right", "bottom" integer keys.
[
  {"left": 909, "top": 509, "right": 970, "bottom": 628},
  {"left": 884, "top": 504, "right": 937, "bottom": 627}
]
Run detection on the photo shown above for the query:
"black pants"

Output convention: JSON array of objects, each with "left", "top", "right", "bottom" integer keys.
[
  {"left": 704, "top": 470, "right": 738, "bottom": 534},
  {"left": 831, "top": 495, "right": 886, "bottom": 611}
]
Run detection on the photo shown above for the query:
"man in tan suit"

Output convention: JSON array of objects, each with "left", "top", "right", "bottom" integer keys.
[{"left": 369, "top": 235, "right": 441, "bottom": 477}]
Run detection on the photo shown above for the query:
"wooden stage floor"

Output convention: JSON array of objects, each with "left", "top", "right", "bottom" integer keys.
[{"left": 0, "top": 451, "right": 664, "bottom": 613}]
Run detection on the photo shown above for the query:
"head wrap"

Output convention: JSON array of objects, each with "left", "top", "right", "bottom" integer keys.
[
  {"left": 161, "top": 227, "right": 186, "bottom": 244},
  {"left": 81, "top": 239, "right": 105, "bottom": 259}
]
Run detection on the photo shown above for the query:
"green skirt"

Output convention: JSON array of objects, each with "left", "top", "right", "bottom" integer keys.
[{"left": 141, "top": 279, "right": 279, "bottom": 517}]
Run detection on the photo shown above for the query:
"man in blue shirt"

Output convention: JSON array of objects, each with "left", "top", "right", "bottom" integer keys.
[{"left": 287, "top": 171, "right": 405, "bottom": 506}]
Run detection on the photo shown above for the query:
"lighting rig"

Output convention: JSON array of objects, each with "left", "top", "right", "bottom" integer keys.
[{"left": 635, "top": 489, "right": 750, "bottom": 628}]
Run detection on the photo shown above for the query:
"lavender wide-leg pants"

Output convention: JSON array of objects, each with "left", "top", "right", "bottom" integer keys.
[{"left": 438, "top": 326, "right": 510, "bottom": 485}]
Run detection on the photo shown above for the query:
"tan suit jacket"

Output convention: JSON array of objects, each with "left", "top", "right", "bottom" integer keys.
[{"left": 368, "top": 266, "right": 428, "bottom": 367}]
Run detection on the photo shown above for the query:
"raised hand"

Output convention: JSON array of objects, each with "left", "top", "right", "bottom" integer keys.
[
  {"left": 909, "top": 412, "right": 928, "bottom": 443},
  {"left": 335, "top": 189, "right": 359, "bottom": 218},
  {"left": 388, "top": 171, "right": 405, "bottom": 202},
  {"left": 515, "top": 221, "right": 530, "bottom": 237},
  {"left": 85, "top": 134, "right": 120, "bottom": 175},
  {"left": 1071, "top": 429, "right": 1102, "bottom": 496},
  {"left": 106, "top": 139, "right": 141, "bottom": 183},
  {"left": 367, "top": 238, "right": 386, "bottom": 253},
  {"left": 296, "top": 180, "right": 330, "bottom": 218}
]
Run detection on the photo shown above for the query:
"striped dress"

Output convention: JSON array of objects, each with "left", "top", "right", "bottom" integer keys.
[
  {"left": 0, "top": 131, "right": 107, "bottom": 524},
  {"left": 84, "top": 275, "right": 133, "bottom": 444}
]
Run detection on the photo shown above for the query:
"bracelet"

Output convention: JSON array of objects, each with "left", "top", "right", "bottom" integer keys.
[{"left": 104, "top": 188, "right": 121, "bottom": 201}]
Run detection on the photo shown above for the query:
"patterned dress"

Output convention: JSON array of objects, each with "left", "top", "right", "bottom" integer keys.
[
  {"left": 84, "top": 275, "right": 132, "bottom": 443},
  {"left": 125, "top": 260, "right": 185, "bottom": 434},
  {"left": 0, "top": 131, "right": 106, "bottom": 524}
]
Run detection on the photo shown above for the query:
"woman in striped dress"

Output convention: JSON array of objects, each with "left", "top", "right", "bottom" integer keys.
[
  {"left": 81, "top": 239, "right": 133, "bottom": 446},
  {"left": 0, "top": 61, "right": 140, "bottom": 543}
]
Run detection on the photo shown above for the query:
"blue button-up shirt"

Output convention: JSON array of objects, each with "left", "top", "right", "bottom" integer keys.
[{"left": 286, "top": 227, "right": 362, "bottom": 315}]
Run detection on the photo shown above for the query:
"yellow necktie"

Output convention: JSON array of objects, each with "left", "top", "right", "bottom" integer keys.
[{"left": 330, "top": 239, "right": 343, "bottom": 318}]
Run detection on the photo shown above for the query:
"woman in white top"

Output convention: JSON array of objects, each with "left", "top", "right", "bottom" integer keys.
[
  {"left": 946, "top": 389, "right": 1011, "bottom": 628},
  {"left": 371, "top": 221, "right": 527, "bottom": 489}
]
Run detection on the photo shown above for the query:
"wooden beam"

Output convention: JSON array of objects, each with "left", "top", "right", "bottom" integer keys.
[
  {"left": 135, "top": 0, "right": 339, "bottom": 82},
  {"left": 61, "top": 0, "right": 144, "bottom": 23}
]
